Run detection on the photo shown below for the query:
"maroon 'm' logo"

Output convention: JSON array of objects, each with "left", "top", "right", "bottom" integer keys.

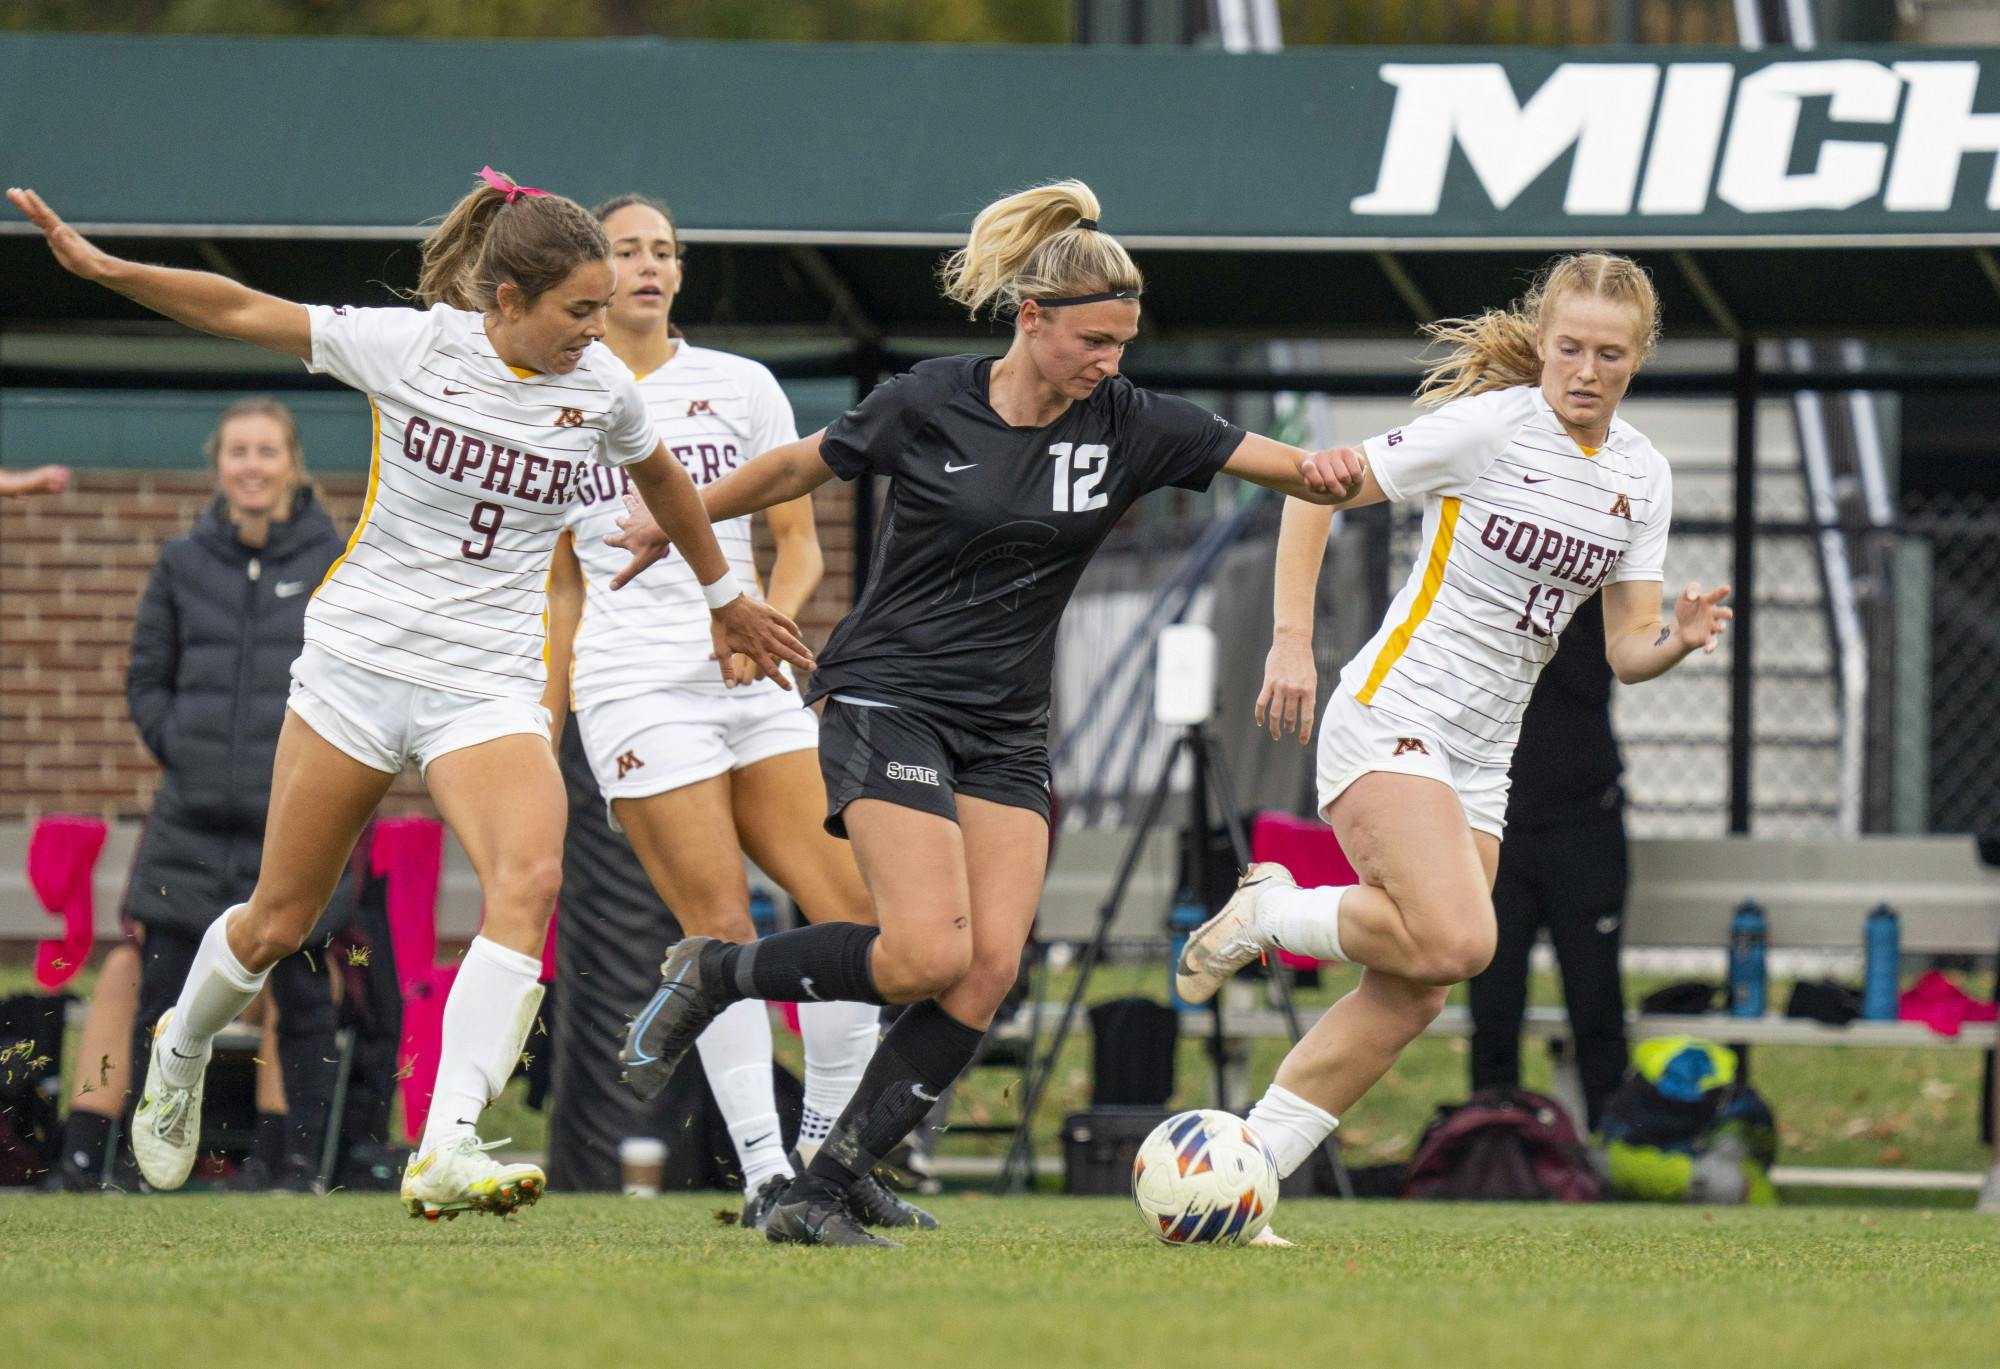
[
  {"left": 687, "top": 399, "right": 714, "bottom": 418},
  {"left": 555, "top": 407, "right": 586, "bottom": 429},
  {"left": 1392, "top": 737, "right": 1429, "bottom": 757},
  {"left": 1609, "top": 493, "right": 1633, "bottom": 520},
  {"left": 615, "top": 750, "right": 644, "bottom": 779}
]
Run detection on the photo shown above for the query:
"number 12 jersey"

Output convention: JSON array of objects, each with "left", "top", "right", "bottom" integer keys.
[{"left": 808, "top": 355, "right": 1245, "bottom": 728}]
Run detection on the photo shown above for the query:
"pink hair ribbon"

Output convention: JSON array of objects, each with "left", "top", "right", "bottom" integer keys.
[{"left": 478, "top": 166, "right": 551, "bottom": 204}]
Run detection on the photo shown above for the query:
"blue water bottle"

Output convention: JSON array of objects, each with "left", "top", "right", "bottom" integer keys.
[
  {"left": 1863, "top": 904, "right": 1901, "bottom": 1021},
  {"left": 1728, "top": 901, "right": 1767, "bottom": 1019},
  {"left": 1167, "top": 887, "right": 1209, "bottom": 1013},
  {"left": 749, "top": 888, "right": 778, "bottom": 939}
]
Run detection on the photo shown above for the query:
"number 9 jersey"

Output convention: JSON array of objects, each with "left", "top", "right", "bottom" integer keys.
[
  {"left": 301, "top": 303, "right": 658, "bottom": 700},
  {"left": 1336, "top": 383, "right": 1672, "bottom": 768}
]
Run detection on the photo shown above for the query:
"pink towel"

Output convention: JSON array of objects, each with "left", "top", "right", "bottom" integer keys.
[
  {"left": 1899, "top": 969, "right": 1999, "bottom": 1038},
  {"left": 370, "top": 818, "right": 446, "bottom": 1142},
  {"left": 27, "top": 815, "right": 107, "bottom": 990},
  {"left": 1251, "top": 811, "right": 1359, "bottom": 971}
]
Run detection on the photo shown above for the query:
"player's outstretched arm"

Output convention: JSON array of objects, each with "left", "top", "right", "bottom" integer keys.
[
  {"left": 1221, "top": 433, "right": 1379, "bottom": 508},
  {"left": 7, "top": 188, "right": 310, "bottom": 360},
  {"left": 0, "top": 465, "right": 70, "bottom": 500},
  {"left": 1603, "top": 578, "right": 1733, "bottom": 685},
  {"left": 1257, "top": 497, "right": 1336, "bottom": 745},
  {"left": 612, "top": 444, "right": 814, "bottom": 686},
  {"left": 704, "top": 431, "right": 837, "bottom": 523}
]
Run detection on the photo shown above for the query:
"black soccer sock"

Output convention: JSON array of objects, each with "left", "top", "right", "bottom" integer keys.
[
  {"left": 803, "top": 999, "right": 985, "bottom": 1191},
  {"left": 703, "top": 922, "right": 885, "bottom": 1008}
]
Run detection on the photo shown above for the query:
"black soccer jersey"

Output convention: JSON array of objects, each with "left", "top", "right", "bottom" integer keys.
[{"left": 806, "top": 355, "right": 1245, "bottom": 728}]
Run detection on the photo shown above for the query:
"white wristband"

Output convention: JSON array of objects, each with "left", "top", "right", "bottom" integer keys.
[{"left": 701, "top": 570, "right": 744, "bottom": 613}]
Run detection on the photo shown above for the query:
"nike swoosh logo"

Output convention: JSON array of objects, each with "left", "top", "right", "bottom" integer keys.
[
  {"left": 746, "top": 1132, "right": 776, "bottom": 1150},
  {"left": 168, "top": 1046, "right": 201, "bottom": 1060},
  {"left": 444, "top": 387, "right": 471, "bottom": 397},
  {"left": 944, "top": 462, "right": 978, "bottom": 473},
  {"left": 274, "top": 580, "right": 306, "bottom": 599},
  {"left": 911, "top": 1084, "right": 940, "bottom": 1103},
  {"left": 1524, "top": 475, "right": 1552, "bottom": 484}
]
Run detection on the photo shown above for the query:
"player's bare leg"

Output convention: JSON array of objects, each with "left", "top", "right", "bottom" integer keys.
[
  {"left": 135, "top": 713, "right": 392, "bottom": 1191},
  {"left": 402, "top": 733, "right": 569, "bottom": 1220}
]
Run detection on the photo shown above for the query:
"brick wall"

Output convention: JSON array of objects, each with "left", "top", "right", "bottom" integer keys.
[{"left": 0, "top": 471, "right": 857, "bottom": 822}]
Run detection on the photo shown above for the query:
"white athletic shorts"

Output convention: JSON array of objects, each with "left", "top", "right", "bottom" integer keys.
[
  {"left": 286, "top": 643, "right": 552, "bottom": 777},
  {"left": 1314, "top": 689, "right": 1511, "bottom": 840},
  {"left": 576, "top": 682, "right": 819, "bottom": 810}
]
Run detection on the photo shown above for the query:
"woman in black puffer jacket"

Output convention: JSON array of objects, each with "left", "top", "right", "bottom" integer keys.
[{"left": 123, "top": 397, "right": 360, "bottom": 1191}]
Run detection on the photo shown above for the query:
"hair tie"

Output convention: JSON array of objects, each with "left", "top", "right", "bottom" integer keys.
[
  {"left": 1075, "top": 217, "right": 1099, "bottom": 231},
  {"left": 479, "top": 166, "right": 551, "bottom": 205}
]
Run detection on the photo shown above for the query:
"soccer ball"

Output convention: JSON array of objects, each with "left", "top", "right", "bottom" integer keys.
[{"left": 1131, "top": 1109, "right": 1278, "bottom": 1245}]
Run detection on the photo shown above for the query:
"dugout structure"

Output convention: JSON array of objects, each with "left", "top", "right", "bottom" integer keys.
[{"left": 5, "top": 35, "right": 2000, "bottom": 834}]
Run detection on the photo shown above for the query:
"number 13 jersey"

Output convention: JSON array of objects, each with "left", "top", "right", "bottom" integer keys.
[
  {"left": 302, "top": 303, "right": 657, "bottom": 700},
  {"left": 808, "top": 355, "right": 1245, "bottom": 728},
  {"left": 1338, "top": 383, "right": 1672, "bottom": 767}
]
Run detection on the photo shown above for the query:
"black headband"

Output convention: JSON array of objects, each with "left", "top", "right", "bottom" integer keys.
[{"left": 1033, "top": 288, "right": 1140, "bottom": 308}]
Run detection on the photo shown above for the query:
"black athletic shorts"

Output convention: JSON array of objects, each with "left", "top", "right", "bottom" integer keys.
[{"left": 816, "top": 697, "right": 1052, "bottom": 839}]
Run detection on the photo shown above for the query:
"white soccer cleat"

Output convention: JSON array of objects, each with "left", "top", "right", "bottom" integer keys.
[
  {"left": 132, "top": 1008, "right": 206, "bottom": 1192},
  {"left": 1174, "top": 863, "right": 1295, "bottom": 1005},
  {"left": 1248, "top": 1225, "right": 1294, "bottom": 1247},
  {"left": 401, "top": 1134, "right": 546, "bottom": 1222}
]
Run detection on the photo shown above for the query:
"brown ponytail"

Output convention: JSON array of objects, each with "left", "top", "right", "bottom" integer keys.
[
  {"left": 1416, "top": 251, "right": 1661, "bottom": 407},
  {"left": 415, "top": 171, "right": 609, "bottom": 312},
  {"left": 940, "top": 179, "right": 1142, "bottom": 321}
]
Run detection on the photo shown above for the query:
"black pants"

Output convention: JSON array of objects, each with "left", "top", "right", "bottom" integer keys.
[
  {"left": 1467, "top": 800, "right": 1630, "bottom": 1131},
  {"left": 128, "top": 923, "right": 339, "bottom": 1175}
]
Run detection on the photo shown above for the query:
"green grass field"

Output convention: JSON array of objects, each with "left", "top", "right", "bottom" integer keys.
[{"left": 4, "top": 1194, "right": 1998, "bottom": 1369}]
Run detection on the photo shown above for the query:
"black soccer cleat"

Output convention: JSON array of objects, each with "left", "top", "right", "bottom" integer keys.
[
  {"left": 765, "top": 1181, "right": 903, "bottom": 1248},
  {"left": 620, "top": 936, "right": 725, "bottom": 1102},
  {"left": 740, "top": 1173, "right": 792, "bottom": 1231},
  {"left": 847, "top": 1172, "right": 940, "bottom": 1230}
]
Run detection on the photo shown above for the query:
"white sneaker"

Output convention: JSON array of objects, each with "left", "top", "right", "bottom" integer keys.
[
  {"left": 1976, "top": 1167, "right": 2000, "bottom": 1215},
  {"left": 401, "top": 1134, "right": 546, "bottom": 1222},
  {"left": 132, "top": 1008, "right": 206, "bottom": 1192},
  {"left": 1248, "top": 1225, "right": 1294, "bottom": 1247},
  {"left": 1175, "top": 863, "right": 1294, "bottom": 1005}
]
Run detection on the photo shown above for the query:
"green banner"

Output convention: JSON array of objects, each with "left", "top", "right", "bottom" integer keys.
[{"left": 2, "top": 36, "right": 1998, "bottom": 245}]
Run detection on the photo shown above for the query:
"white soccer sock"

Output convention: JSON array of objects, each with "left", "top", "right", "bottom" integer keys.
[
  {"left": 419, "top": 936, "right": 545, "bottom": 1155},
  {"left": 695, "top": 998, "right": 793, "bottom": 1193},
  {"left": 158, "top": 905, "right": 268, "bottom": 1089},
  {"left": 1245, "top": 1084, "right": 1340, "bottom": 1180},
  {"left": 1259, "top": 882, "right": 1351, "bottom": 964},
  {"left": 795, "top": 998, "right": 880, "bottom": 1163}
]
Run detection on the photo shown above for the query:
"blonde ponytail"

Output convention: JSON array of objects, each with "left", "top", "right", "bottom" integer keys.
[
  {"left": 1416, "top": 251, "right": 1661, "bottom": 407},
  {"left": 415, "top": 170, "right": 610, "bottom": 312},
  {"left": 941, "top": 179, "right": 1143, "bottom": 320}
]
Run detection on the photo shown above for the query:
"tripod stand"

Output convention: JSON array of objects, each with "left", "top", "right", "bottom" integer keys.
[{"left": 996, "top": 720, "right": 1351, "bottom": 1197}]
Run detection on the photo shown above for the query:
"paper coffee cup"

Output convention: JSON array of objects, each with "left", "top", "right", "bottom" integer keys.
[{"left": 619, "top": 1136, "right": 666, "bottom": 1197}]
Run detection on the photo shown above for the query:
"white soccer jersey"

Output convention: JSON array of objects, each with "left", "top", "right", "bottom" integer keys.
[
  {"left": 303, "top": 303, "right": 657, "bottom": 700},
  {"left": 566, "top": 343, "right": 800, "bottom": 706},
  {"left": 1336, "top": 384, "right": 1672, "bottom": 767}
]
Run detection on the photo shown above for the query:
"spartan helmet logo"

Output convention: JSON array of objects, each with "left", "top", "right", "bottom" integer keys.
[
  {"left": 932, "top": 519, "right": 1060, "bottom": 612},
  {"left": 1609, "top": 493, "right": 1633, "bottom": 520}
]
